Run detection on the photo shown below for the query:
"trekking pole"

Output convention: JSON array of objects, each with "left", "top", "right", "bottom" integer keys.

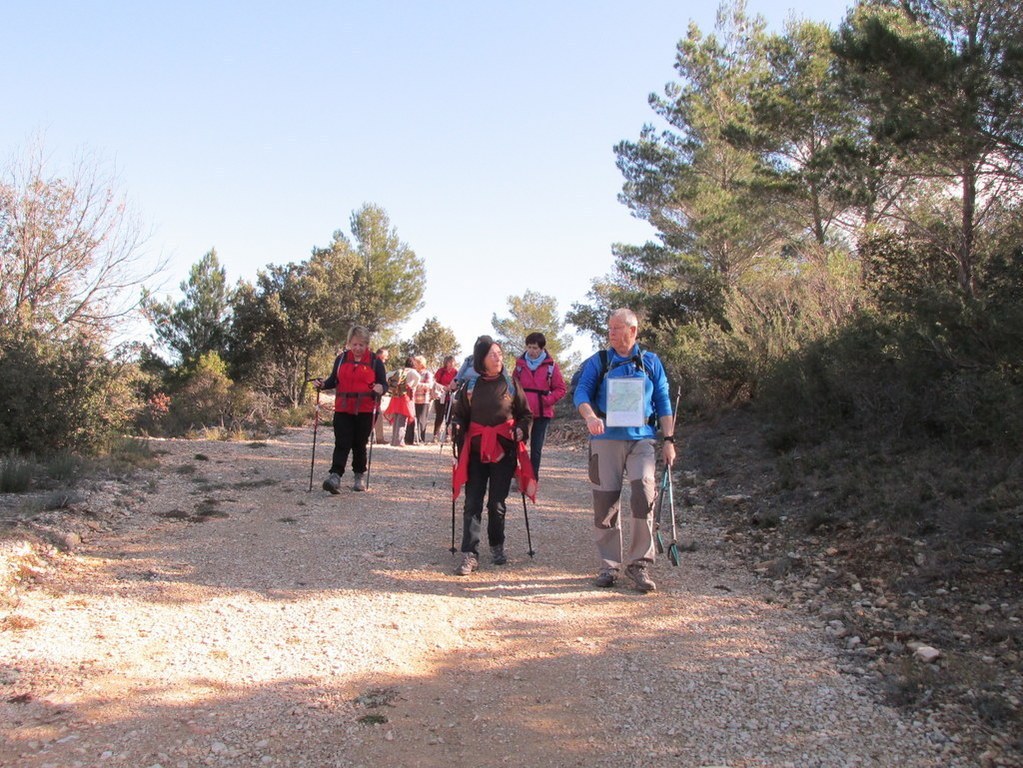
[
  {"left": 665, "top": 387, "right": 683, "bottom": 566},
  {"left": 450, "top": 495, "right": 458, "bottom": 554},
  {"left": 667, "top": 463, "right": 680, "bottom": 566},
  {"left": 307, "top": 384, "right": 321, "bottom": 492},
  {"left": 521, "top": 490, "right": 535, "bottom": 558},
  {"left": 653, "top": 469, "right": 668, "bottom": 554},
  {"left": 518, "top": 451, "right": 536, "bottom": 559},
  {"left": 449, "top": 435, "right": 458, "bottom": 554},
  {"left": 438, "top": 396, "right": 454, "bottom": 454},
  {"left": 366, "top": 395, "right": 380, "bottom": 490}
]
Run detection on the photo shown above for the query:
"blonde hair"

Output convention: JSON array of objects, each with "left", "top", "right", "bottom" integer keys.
[{"left": 347, "top": 325, "right": 371, "bottom": 344}]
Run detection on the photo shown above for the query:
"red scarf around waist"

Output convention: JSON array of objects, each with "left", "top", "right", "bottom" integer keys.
[{"left": 451, "top": 419, "right": 536, "bottom": 502}]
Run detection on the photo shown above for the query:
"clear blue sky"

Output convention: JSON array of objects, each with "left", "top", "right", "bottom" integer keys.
[{"left": 4, "top": 0, "right": 852, "bottom": 358}]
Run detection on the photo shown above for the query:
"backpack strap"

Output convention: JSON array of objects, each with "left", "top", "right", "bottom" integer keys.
[
  {"left": 592, "top": 348, "right": 658, "bottom": 425},
  {"left": 516, "top": 355, "right": 554, "bottom": 396}
]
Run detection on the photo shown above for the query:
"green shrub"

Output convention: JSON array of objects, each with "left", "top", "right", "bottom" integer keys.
[
  {"left": 45, "top": 451, "right": 82, "bottom": 483},
  {"left": 274, "top": 405, "right": 311, "bottom": 429},
  {"left": 167, "top": 353, "right": 233, "bottom": 431},
  {"left": 104, "top": 437, "right": 158, "bottom": 470},
  {"left": 0, "top": 454, "right": 35, "bottom": 493},
  {"left": 0, "top": 328, "right": 142, "bottom": 453},
  {"left": 653, "top": 251, "right": 861, "bottom": 415},
  {"left": 756, "top": 281, "right": 1023, "bottom": 452}
]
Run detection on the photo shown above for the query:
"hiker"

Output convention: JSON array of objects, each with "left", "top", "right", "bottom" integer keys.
[
  {"left": 513, "top": 332, "right": 567, "bottom": 479},
  {"left": 573, "top": 308, "right": 675, "bottom": 592},
  {"left": 450, "top": 336, "right": 534, "bottom": 576},
  {"left": 373, "top": 347, "right": 390, "bottom": 444},
  {"left": 432, "top": 354, "right": 458, "bottom": 441},
  {"left": 407, "top": 355, "right": 433, "bottom": 444},
  {"left": 451, "top": 341, "right": 483, "bottom": 390},
  {"left": 313, "top": 325, "right": 387, "bottom": 493},
  {"left": 385, "top": 356, "right": 420, "bottom": 446}
]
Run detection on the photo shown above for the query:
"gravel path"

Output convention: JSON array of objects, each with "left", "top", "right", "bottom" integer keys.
[{"left": 0, "top": 430, "right": 968, "bottom": 767}]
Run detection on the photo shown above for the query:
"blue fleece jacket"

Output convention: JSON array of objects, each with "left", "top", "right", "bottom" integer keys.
[{"left": 572, "top": 344, "right": 672, "bottom": 441}]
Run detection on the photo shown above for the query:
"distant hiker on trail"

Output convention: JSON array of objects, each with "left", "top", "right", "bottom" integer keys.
[
  {"left": 385, "top": 356, "right": 420, "bottom": 446},
  {"left": 373, "top": 347, "right": 390, "bottom": 444},
  {"left": 442, "top": 335, "right": 489, "bottom": 444},
  {"left": 450, "top": 336, "right": 535, "bottom": 576},
  {"left": 573, "top": 308, "right": 675, "bottom": 593},
  {"left": 407, "top": 355, "right": 433, "bottom": 445},
  {"left": 452, "top": 338, "right": 487, "bottom": 391},
  {"left": 432, "top": 354, "right": 458, "bottom": 442},
  {"left": 313, "top": 325, "right": 387, "bottom": 494},
  {"left": 513, "top": 332, "right": 567, "bottom": 479}
]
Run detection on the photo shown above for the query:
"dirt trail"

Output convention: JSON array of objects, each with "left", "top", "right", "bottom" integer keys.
[{"left": 0, "top": 430, "right": 964, "bottom": 767}]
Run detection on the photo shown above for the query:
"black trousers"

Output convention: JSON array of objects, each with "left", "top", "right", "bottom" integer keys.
[
  {"left": 460, "top": 448, "right": 516, "bottom": 554},
  {"left": 330, "top": 411, "right": 374, "bottom": 476}
]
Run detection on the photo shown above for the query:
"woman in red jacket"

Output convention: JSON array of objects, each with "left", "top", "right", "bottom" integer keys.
[
  {"left": 431, "top": 354, "right": 458, "bottom": 442},
  {"left": 512, "top": 332, "right": 567, "bottom": 479},
  {"left": 314, "top": 326, "right": 387, "bottom": 493}
]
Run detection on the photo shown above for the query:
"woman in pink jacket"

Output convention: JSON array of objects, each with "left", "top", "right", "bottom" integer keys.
[{"left": 512, "top": 332, "right": 567, "bottom": 479}]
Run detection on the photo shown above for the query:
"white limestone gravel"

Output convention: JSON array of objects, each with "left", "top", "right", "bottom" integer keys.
[{"left": 0, "top": 430, "right": 971, "bottom": 767}]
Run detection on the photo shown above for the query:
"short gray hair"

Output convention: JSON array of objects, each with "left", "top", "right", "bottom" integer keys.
[{"left": 609, "top": 308, "right": 638, "bottom": 328}]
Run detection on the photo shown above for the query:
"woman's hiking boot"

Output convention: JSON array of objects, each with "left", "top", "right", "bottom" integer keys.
[
  {"left": 455, "top": 552, "right": 478, "bottom": 576},
  {"left": 625, "top": 562, "right": 656, "bottom": 592},
  {"left": 352, "top": 473, "right": 366, "bottom": 492},
  {"left": 322, "top": 473, "right": 341, "bottom": 494},
  {"left": 490, "top": 545, "right": 507, "bottom": 565}
]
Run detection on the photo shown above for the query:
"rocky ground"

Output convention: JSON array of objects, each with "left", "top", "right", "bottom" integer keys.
[
  {"left": 674, "top": 409, "right": 1023, "bottom": 767},
  {"left": 0, "top": 414, "right": 1019, "bottom": 767}
]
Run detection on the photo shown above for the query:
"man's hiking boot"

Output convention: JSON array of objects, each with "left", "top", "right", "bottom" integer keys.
[
  {"left": 455, "top": 553, "right": 478, "bottom": 576},
  {"left": 594, "top": 568, "right": 618, "bottom": 588},
  {"left": 322, "top": 473, "right": 341, "bottom": 495},
  {"left": 352, "top": 473, "right": 366, "bottom": 492},
  {"left": 490, "top": 545, "right": 507, "bottom": 565},
  {"left": 625, "top": 562, "right": 657, "bottom": 592}
]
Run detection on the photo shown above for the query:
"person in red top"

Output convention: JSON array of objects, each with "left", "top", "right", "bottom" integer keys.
[
  {"left": 431, "top": 354, "right": 458, "bottom": 442},
  {"left": 314, "top": 325, "right": 387, "bottom": 493},
  {"left": 512, "top": 332, "right": 567, "bottom": 478}
]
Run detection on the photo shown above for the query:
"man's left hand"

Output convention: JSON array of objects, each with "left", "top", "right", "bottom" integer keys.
[{"left": 662, "top": 441, "right": 676, "bottom": 466}]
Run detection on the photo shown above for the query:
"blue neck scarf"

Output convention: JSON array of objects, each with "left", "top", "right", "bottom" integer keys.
[{"left": 523, "top": 349, "right": 548, "bottom": 372}]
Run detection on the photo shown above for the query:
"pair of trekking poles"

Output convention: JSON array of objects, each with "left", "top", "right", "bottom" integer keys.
[
  {"left": 653, "top": 461, "right": 680, "bottom": 566},
  {"left": 445, "top": 424, "right": 536, "bottom": 560},
  {"left": 654, "top": 389, "right": 683, "bottom": 566},
  {"left": 306, "top": 384, "right": 381, "bottom": 492}
]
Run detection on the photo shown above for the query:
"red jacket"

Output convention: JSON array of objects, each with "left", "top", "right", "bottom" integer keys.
[
  {"left": 323, "top": 351, "right": 385, "bottom": 414},
  {"left": 512, "top": 353, "right": 567, "bottom": 419}
]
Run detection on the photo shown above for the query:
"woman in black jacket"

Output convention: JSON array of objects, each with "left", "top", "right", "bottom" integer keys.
[{"left": 450, "top": 336, "right": 533, "bottom": 576}]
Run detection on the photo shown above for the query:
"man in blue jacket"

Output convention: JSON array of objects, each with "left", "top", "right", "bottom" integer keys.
[{"left": 573, "top": 308, "right": 675, "bottom": 592}]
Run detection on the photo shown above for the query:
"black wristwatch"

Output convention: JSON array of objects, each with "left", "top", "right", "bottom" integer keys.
[{"left": 663, "top": 436, "right": 675, "bottom": 443}]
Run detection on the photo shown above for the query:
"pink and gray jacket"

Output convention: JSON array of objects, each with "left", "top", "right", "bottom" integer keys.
[{"left": 512, "top": 352, "right": 567, "bottom": 419}]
